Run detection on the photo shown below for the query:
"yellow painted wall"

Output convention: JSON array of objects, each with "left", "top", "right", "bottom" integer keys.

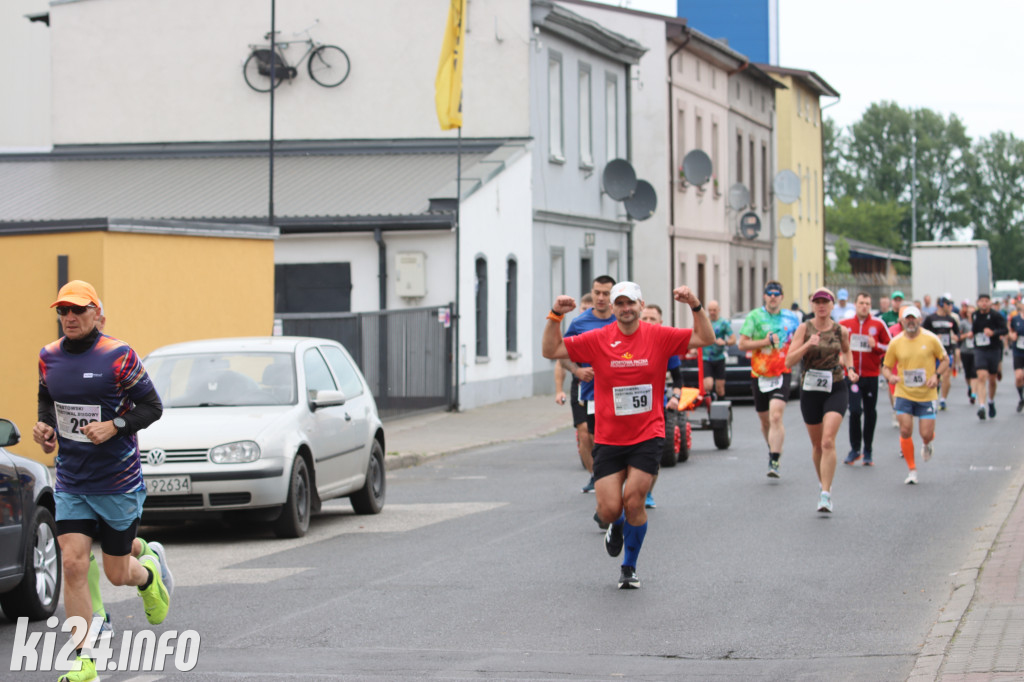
[
  {"left": 0, "top": 229, "right": 275, "bottom": 464},
  {"left": 772, "top": 75, "right": 826, "bottom": 309}
]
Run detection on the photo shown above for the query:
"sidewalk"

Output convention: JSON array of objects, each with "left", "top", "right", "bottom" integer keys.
[
  {"left": 382, "top": 394, "right": 571, "bottom": 469},
  {"left": 382, "top": 395, "right": 1024, "bottom": 682}
]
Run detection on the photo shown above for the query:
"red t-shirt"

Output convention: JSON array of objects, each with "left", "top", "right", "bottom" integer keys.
[
  {"left": 840, "top": 315, "right": 892, "bottom": 377},
  {"left": 564, "top": 322, "right": 692, "bottom": 446}
]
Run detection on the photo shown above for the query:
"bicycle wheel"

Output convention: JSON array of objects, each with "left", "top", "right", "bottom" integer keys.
[
  {"left": 243, "top": 50, "right": 285, "bottom": 92},
  {"left": 307, "top": 45, "right": 350, "bottom": 87}
]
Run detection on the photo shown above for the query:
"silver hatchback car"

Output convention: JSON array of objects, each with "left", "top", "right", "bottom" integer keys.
[{"left": 138, "top": 337, "right": 385, "bottom": 537}]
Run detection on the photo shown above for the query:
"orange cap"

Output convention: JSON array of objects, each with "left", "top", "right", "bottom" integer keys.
[{"left": 50, "top": 280, "right": 101, "bottom": 308}]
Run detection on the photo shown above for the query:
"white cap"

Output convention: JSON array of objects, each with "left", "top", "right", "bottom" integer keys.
[
  {"left": 901, "top": 305, "right": 922, "bottom": 319},
  {"left": 610, "top": 281, "right": 643, "bottom": 303}
]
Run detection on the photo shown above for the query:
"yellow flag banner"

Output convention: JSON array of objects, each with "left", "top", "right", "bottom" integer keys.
[{"left": 435, "top": 0, "right": 466, "bottom": 130}]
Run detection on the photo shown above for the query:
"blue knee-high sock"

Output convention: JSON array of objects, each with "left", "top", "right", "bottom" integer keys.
[{"left": 622, "top": 521, "right": 648, "bottom": 568}]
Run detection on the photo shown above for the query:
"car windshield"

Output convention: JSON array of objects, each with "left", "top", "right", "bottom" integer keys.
[{"left": 145, "top": 352, "right": 296, "bottom": 407}]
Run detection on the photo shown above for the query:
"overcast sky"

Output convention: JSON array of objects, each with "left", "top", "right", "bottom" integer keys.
[{"left": 589, "top": 0, "right": 1024, "bottom": 142}]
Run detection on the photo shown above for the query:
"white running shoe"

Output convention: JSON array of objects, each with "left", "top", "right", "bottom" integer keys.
[
  {"left": 817, "top": 491, "right": 833, "bottom": 513},
  {"left": 922, "top": 442, "right": 934, "bottom": 462},
  {"left": 904, "top": 470, "right": 918, "bottom": 485}
]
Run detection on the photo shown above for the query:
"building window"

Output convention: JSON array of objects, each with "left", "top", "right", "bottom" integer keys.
[
  {"left": 550, "top": 249, "right": 565, "bottom": 317},
  {"left": 736, "top": 265, "right": 744, "bottom": 313},
  {"left": 761, "top": 142, "right": 768, "bottom": 211},
  {"left": 506, "top": 257, "right": 518, "bottom": 354},
  {"left": 697, "top": 260, "right": 706, "bottom": 306},
  {"left": 749, "top": 265, "right": 756, "bottom": 310},
  {"left": 578, "top": 64, "right": 593, "bottom": 168},
  {"left": 749, "top": 138, "right": 756, "bottom": 208},
  {"left": 796, "top": 90, "right": 802, "bottom": 120},
  {"left": 548, "top": 52, "right": 564, "bottom": 161},
  {"left": 736, "top": 132, "right": 743, "bottom": 183},
  {"left": 797, "top": 163, "right": 803, "bottom": 219},
  {"left": 711, "top": 121, "right": 720, "bottom": 182},
  {"left": 605, "top": 74, "right": 618, "bottom": 161},
  {"left": 580, "top": 255, "right": 593, "bottom": 299},
  {"left": 475, "top": 257, "right": 488, "bottom": 358},
  {"left": 814, "top": 169, "right": 819, "bottom": 223},
  {"left": 735, "top": 80, "right": 740, "bottom": 99},
  {"left": 676, "top": 107, "right": 686, "bottom": 181},
  {"left": 695, "top": 114, "right": 704, "bottom": 152},
  {"left": 275, "top": 262, "right": 351, "bottom": 313}
]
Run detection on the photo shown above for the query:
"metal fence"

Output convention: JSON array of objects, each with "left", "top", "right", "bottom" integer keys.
[
  {"left": 277, "top": 305, "right": 454, "bottom": 418},
  {"left": 825, "top": 273, "right": 913, "bottom": 303}
]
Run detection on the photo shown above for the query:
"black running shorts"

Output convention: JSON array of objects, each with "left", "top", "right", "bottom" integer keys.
[
  {"left": 975, "top": 348, "right": 1002, "bottom": 374},
  {"left": 592, "top": 437, "right": 662, "bottom": 480},
  {"left": 799, "top": 379, "right": 849, "bottom": 425},
  {"left": 752, "top": 376, "right": 791, "bottom": 412}
]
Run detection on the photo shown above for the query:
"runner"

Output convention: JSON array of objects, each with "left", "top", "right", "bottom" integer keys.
[
  {"left": 32, "top": 280, "right": 170, "bottom": 682},
  {"left": 702, "top": 300, "right": 736, "bottom": 400},
  {"left": 1009, "top": 299, "right": 1024, "bottom": 413},
  {"left": 554, "top": 293, "right": 593, "bottom": 471},
  {"left": 542, "top": 281, "right": 713, "bottom": 589},
  {"left": 561, "top": 278, "right": 616, "bottom": 492},
  {"left": 923, "top": 296, "right": 960, "bottom": 410},
  {"left": 785, "top": 288, "right": 855, "bottom": 512},
  {"left": 880, "top": 291, "right": 904, "bottom": 327},
  {"left": 958, "top": 301, "right": 978, "bottom": 404},
  {"left": 638, "top": 303, "right": 685, "bottom": 510},
  {"left": 972, "top": 294, "right": 1008, "bottom": 420},
  {"left": 881, "top": 306, "right": 949, "bottom": 484},
  {"left": 831, "top": 288, "right": 855, "bottom": 321},
  {"left": 840, "top": 292, "right": 892, "bottom": 465},
  {"left": 738, "top": 281, "right": 802, "bottom": 478}
]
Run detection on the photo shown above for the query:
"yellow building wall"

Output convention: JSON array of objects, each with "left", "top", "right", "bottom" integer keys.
[
  {"left": 772, "top": 75, "right": 826, "bottom": 309},
  {"left": 0, "top": 229, "right": 275, "bottom": 464}
]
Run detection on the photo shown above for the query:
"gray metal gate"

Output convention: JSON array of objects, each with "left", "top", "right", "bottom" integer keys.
[{"left": 277, "top": 305, "right": 454, "bottom": 418}]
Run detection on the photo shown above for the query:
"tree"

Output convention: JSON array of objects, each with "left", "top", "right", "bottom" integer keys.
[
  {"left": 825, "top": 196, "right": 907, "bottom": 252},
  {"left": 969, "top": 132, "right": 1024, "bottom": 280},
  {"left": 839, "top": 102, "right": 975, "bottom": 250},
  {"left": 832, "top": 236, "right": 852, "bottom": 274}
]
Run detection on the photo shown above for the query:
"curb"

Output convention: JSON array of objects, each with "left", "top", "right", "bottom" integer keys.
[
  {"left": 907, "top": 461, "right": 1024, "bottom": 681},
  {"left": 383, "top": 422, "right": 572, "bottom": 472}
]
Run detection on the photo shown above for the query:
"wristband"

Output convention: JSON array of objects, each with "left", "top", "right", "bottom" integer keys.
[
  {"left": 691, "top": 303, "right": 703, "bottom": 312},
  {"left": 547, "top": 310, "right": 565, "bottom": 322}
]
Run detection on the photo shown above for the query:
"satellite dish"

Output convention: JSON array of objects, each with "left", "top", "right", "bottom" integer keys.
[
  {"left": 739, "top": 211, "right": 761, "bottom": 240},
  {"left": 773, "top": 169, "right": 801, "bottom": 204},
  {"left": 624, "top": 180, "right": 657, "bottom": 221},
  {"left": 778, "top": 215, "right": 797, "bottom": 238},
  {"left": 682, "top": 149, "right": 712, "bottom": 186},
  {"left": 602, "top": 159, "right": 637, "bottom": 200},
  {"left": 727, "top": 183, "right": 750, "bottom": 211}
]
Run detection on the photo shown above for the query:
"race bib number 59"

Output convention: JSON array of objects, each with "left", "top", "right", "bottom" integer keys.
[
  {"left": 54, "top": 402, "right": 102, "bottom": 443},
  {"left": 612, "top": 384, "right": 653, "bottom": 416}
]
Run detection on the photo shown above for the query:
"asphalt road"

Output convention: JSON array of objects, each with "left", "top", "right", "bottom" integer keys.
[{"left": 3, "top": 389, "right": 1021, "bottom": 681}]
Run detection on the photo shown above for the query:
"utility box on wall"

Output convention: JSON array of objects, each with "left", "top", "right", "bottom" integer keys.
[{"left": 395, "top": 252, "right": 426, "bottom": 298}]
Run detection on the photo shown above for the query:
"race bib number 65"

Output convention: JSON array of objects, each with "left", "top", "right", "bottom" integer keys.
[
  {"left": 54, "top": 402, "right": 102, "bottom": 443},
  {"left": 612, "top": 384, "right": 653, "bottom": 416}
]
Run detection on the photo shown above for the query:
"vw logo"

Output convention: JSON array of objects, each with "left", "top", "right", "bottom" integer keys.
[{"left": 146, "top": 449, "right": 167, "bottom": 466}]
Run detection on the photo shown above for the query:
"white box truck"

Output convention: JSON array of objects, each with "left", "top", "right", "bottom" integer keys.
[{"left": 911, "top": 240, "right": 993, "bottom": 303}]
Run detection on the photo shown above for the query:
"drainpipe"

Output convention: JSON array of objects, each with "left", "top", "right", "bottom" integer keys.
[
  {"left": 666, "top": 30, "right": 690, "bottom": 326},
  {"left": 374, "top": 227, "right": 387, "bottom": 310},
  {"left": 625, "top": 61, "right": 634, "bottom": 282}
]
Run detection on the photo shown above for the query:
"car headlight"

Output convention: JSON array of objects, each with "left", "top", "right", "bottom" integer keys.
[{"left": 209, "top": 441, "right": 261, "bottom": 464}]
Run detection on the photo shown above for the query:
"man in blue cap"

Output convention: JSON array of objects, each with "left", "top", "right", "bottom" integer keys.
[{"left": 832, "top": 288, "right": 855, "bottom": 321}]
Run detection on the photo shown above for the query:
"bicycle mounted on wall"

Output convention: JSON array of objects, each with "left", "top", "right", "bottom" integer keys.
[{"left": 243, "top": 19, "right": 350, "bottom": 92}]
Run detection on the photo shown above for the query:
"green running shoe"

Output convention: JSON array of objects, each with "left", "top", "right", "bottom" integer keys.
[
  {"left": 58, "top": 655, "right": 97, "bottom": 682},
  {"left": 138, "top": 555, "right": 170, "bottom": 625}
]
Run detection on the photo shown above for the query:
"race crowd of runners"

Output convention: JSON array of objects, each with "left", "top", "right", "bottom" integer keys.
[{"left": 548, "top": 278, "right": 1024, "bottom": 589}]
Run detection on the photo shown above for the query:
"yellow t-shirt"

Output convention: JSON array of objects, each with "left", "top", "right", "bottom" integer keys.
[{"left": 883, "top": 330, "right": 948, "bottom": 402}]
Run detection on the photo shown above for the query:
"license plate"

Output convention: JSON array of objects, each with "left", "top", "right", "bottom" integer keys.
[
  {"left": 725, "top": 355, "right": 738, "bottom": 365},
  {"left": 146, "top": 475, "right": 192, "bottom": 495}
]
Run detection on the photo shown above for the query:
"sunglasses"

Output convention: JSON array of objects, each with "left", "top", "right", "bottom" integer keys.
[
  {"left": 56, "top": 305, "right": 96, "bottom": 316},
  {"left": 764, "top": 290, "right": 783, "bottom": 297}
]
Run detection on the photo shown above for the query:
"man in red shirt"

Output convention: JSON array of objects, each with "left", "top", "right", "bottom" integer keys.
[
  {"left": 542, "top": 282, "right": 713, "bottom": 589},
  {"left": 840, "top": 292, "right": 892, "bottom": 465}
]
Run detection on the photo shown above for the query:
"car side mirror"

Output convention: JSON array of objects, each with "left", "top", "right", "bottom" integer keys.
[
  {"left": 309, "top": 389, "right": 346, "bottom": 411},
  {"left": 0, "top": 418, "right": 21, "bottom": 447}
]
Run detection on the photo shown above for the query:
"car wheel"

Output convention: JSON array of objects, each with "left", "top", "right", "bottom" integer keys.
[
  {"left": 713, "top": 407, "right": 733, "bottom": 450},
  {"left": 679, "top": 421, "right": 692, "bottom": 464},
  {"left": 272, "top": 455, "right": 311, "bottom": 538},
  {"left": 661, "top": 410, "right": 680, "bottom": 467},
  {"left": 350, "top": 440, "right": 386, "bottom": 515},
  {"left": 0, "top": 506, "right": 61, "bottom": 621}
]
